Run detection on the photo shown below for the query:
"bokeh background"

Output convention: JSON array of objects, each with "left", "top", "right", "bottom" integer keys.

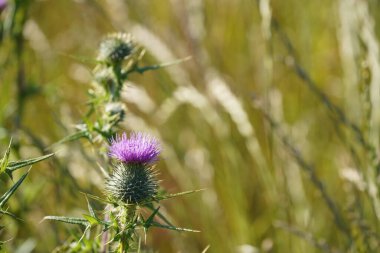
[{"left": 2, "top": 0, "right": 380, "bottom": 252}]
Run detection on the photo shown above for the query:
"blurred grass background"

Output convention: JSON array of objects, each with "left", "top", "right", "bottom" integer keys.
[{"left": 2, "top": 0, "right": 380, "bottom": 252}]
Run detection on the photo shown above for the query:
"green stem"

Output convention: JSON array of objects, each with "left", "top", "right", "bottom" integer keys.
[
  {"left": 118, "top": 205, "right": 137, "bottom": 252},
  {"left": 111, "top": 64, "right": 123, "bottom": 101},
  {"left": 119, "top": 233, "right": 129, "bottom": 253}
]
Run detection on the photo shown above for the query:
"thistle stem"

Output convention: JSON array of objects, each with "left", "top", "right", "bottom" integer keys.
[{"left": 118, "top": 205, "right": 137, "bottom": 252}]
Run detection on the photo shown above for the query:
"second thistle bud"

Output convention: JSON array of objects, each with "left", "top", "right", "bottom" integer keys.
[
  {"left": 97, "top": 33, "right": 138, "bottom": 64},
  {"left": 105, "top": 102, "right": 126, "bottom": 122},
  {"left": 105, "top": 132, "right": 161, "bottom": 204}
]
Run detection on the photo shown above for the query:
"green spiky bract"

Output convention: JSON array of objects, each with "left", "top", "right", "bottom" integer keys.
[{"left": 105, "top": 163, "right": 158, "bottom": 205}]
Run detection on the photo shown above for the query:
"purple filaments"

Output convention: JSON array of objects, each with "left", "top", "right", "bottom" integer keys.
[
  {"left": 109, "top": 132, "right": 160, "bottom": 164},
  {"left": 0, "top": 0, "right": 7, "bottom": 12}
]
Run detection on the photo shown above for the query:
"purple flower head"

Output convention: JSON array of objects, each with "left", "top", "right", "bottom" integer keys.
[
  {"left": 109, "top": 132, "right": 160, "bottom": 164},
  {"left": 0, "top": 0, "right": 7, "bottom": 12}
]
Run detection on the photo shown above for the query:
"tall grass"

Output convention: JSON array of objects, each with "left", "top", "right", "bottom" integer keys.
[{"left": 2, "top": 0, "right": 380, "bottom": 252}]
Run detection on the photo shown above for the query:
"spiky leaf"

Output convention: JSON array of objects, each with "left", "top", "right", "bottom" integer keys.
[
  {"left": 85, "top": 195, "right": 96, "bottom": 218},
  {"left": 81, "top": 192, "right": 113, "bottom": 204},
  {"left": 0, "top": 140, "right": 12, "bottom": 175},
  {"left": 0, "top": 209, "right": 21, "bottom": 220},
  {"left": 82, "top": 214, "right": 100, "bottom": 226},
  {"left": 0, "top": 170, "right": 29, "bottom": 208},
  {"left": 51, "top": 130, "right": 89, "bottom": 147},
  {"left": 144, "top": 206, "right": 160, "bottom": 229},
  {"left": 43, "top": 216, "right": 90, "bottom": 227},
  {"left": 6, "top": 153, "right": 54, "bottom": 178},
  {"left": 154, "top": 189, "right": 205, "bottom": 201},
  {"left": 150, "top": 221, "right": 200, "bottom": 233},
  {"left": 144, "top": 203, "right": 174, "bottom": 227}
]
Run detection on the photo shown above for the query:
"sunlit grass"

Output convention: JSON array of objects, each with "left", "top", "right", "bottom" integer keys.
[{"left": 2, "top": 0, "right": 380, "bottom": 252}]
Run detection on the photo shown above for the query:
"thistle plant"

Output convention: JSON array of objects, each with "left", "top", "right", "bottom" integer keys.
[
  {"left": 106, "top": 133, "right": 160, "bottom": 204},
  {"left": 44, "top": 33, "right": 198, "bottom": 252}
]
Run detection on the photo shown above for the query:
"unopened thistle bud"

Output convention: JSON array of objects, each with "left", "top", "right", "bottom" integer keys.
[
  {"left": 105, "top": 132, "right": 161, "bottom": 204},
  {"left": 97, "top": 33, "right": 138, "bottom": 64},
  {"left": 93, "top": 67, "right": 117, "bottom": 90},
  {"left": 105, "top": 102, "right": 126, "bottom": 121}
]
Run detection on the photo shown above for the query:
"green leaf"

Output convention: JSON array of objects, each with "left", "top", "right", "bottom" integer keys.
[
  {"left": 154, "top": 189, "right": 205, "bottom": 201},
  {"left": 43, "top": 216, "right": 90, "bottom": 227},
  {"left": 82, "top": 214, "right": 100, "bottom": 226},
  {"left": 49, "top": 130, "right": 89, "bottom": 148},
  {"left": 0, "top": 139, "right": 12, "bottom": 175},
  {"left": 81, "top": 192, "right": 113, "bottom": 204},
  {"left": 0, "top": 170, "right": 29, "bottom": 208},
  {"left": 150, "top": 221, "right": 200, "bottom": 233},
  {"left": 0, "top": 209, "right": 21, "bottom": 221},
  {"left": 144, "top": 206, "right": 160, "bottom": 229},
  {"left": 144, "top": 203, "right": 174, "bottom": 227},
  {"left": 124, "top": 56, "right": 192, "bottom": 76},
  {"left": 6, "top": 153, "right": 54, "bottom": 174},
  {"left": 84, "top": 195, "right": 96, "bottom": 218},
  {"left": 82, "top": 195, "right": 111, "bottom": 227}
]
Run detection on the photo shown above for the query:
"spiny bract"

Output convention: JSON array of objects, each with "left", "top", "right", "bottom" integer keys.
[{"left": 105, "top": 163, "right": 158, "bottom": 204}]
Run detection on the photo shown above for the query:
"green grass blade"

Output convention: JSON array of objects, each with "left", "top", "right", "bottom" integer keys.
[
  {"left": 202, "top": 245, "right": 210, "bottom": 253},
  {"left": 0, "top": 170, "right": 29, "bottom": 208}
]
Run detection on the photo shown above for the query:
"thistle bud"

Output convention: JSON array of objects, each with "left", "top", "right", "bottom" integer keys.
[
  {"left": 105, "top": 163, "right": 158, "bottom": 204},
  {"left": 93, "top": 67, "right": 117, "bottom": 90},
  {"left": 97, "top": 33, "right": 138, "bottom": 64},
  {"left": 105, "top": 102, "right": 126, "bottom": 121},
  {"left": 105, "top": 132, "right": 161, "bottom": 204}
]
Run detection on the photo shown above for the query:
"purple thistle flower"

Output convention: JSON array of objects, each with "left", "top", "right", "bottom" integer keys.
[
  {"left": 109, "top": 132, "right": 160, "bottom": 164},
  {"left": 0, "top": 0, "right": 7, "bottom": 12}
]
